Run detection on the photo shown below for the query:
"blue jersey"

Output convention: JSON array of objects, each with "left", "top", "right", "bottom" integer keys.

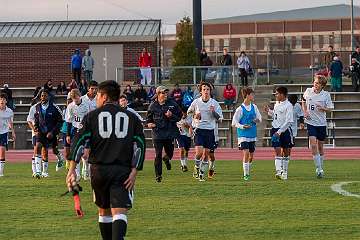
[{"left": 237, "top": 104, "right": 257, "bottom": 139}]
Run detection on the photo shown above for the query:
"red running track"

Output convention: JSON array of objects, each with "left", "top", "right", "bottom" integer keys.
[{"left": 5, "top": 147, "right": 360, "bottom": 163}]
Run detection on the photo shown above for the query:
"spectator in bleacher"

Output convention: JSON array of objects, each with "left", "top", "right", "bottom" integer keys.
[
  {"left": 56, "top": 81, "right": 68, "bottom": 95},
  {"left": 200, "top": 49, "right": 213, "bottom": 81},
  {"left": 123, "top": 84, "right": 135, "bottom": 106},
  {"left": 82, "top": 49, "right": 94, "bottom": 84},
  {"left": 147, "top": 86, "right": 156, "bottom": 102},
  {"left": 220, "top": 48, "right": 232, "bottom": 83},
  {"left": 71, "top": 49, "right": 82, "bottom": 85},
  {"left": 223, "top": 83, "right": 237, "bottom": 110},
  {"left": 323, "top": 45, "right": 336, "bottom": 72},
  {"left": 170, "top": 84, "right": 183, "bottom": 107},
  {"left": 329, "top": 56, "right": 343, "bottom": 92},
  {"left": 133, "top": 84, "right": 148, "bottom": 110},
  {"left": 138, "top": 48, "right": 152, "bottom": 85},
  {"left": 79, "top": 79, "right": 88, "bottom": 96},
  {"left": 351, "top": 46, "right": 360, "bottom": 63},
  {"left": 1, "top": 84, "right": 14, "bottom": 110},
  {"left": 350, "top": 58, "right": 360, "bottom": 92},
  {"left": 68, "top": 78, "right": 78, "bottom": 91},
  {"left": 43, "top": 80, "right": 54, "bottom": 102},
  {"left": 237, "top": 51, "right": 251, "bottom": 87}
]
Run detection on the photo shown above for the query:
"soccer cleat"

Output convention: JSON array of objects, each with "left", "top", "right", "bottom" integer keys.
[
  {"left": 56, "top": 159, "right": 65, "bottom": 172},
  {"left": 181, "top": 165, "right": 188, "bottom": 172},
  {"left": 35, "top": 172, "right": 41, "bottom": 179},
  {"left": 208, "top": 169, "right": 215, "bottom": 179},
  {"left": 193, "top": 166, "right": 200, "bottom": 179},
  {"left": 275, "top": 172, "right": 282, "bottom": 180},
  {"left": 41, "top": 172, "right": 49, "bottom": 178},
  {"left": 155, "top": 176, "right": 162, "bottom": 183},
  {"left": 198, "top": 173, "right": 205, "bottom": 182},
  {"left": 316, "top": 170, "right": 324, "bottom": 179},
  {"left": 281, "top": 172, "right": 288, "bottom": 180},
  {"left": 243, "top": 174, "right": 250, "bottom": 181},
  {"left": 163, "top": 157, "right": 171, "bottom": 170}
]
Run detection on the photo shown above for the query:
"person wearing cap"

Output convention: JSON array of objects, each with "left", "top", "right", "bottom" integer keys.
[
  {"left": 33, "top": 89, "right": 64, "bottom": 178},
  {"left": 329, "top": 55, "right": 343, "bottom": 92},
  {"left": 146, "top": 86, "right": 182, "bottom": 182}
]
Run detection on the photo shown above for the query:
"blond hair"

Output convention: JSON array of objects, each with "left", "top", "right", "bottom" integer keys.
[
  {"left": 314, "top": 75, "right": 327, "bottom": 88},
  {"left": 69, "top": 89, "right": 81, "bottom": 99}
]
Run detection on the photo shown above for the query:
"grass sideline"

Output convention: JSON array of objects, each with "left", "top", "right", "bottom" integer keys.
[{"left": 0, "top": 160, "right": 360, "bottom": 240}]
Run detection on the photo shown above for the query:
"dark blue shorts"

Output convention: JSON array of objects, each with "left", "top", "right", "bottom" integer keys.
[
  {"left": 36, "top": 133, "right": 58, "bottom": 149},
  {"left": 209, "top": 141, "right": 219, "bottom": 153},
  {"left": 62, "top": 132, "right": 75, "bottom": 147},
  {"left": 0, "top": 133, "right": 8, "bottom": 148},
  {"left": 239, "top": 141, "right": 256, "bottom": 153},
  {"left": 177, "top": 135, "right": 191, "bottom": 151},
  {"left": 271, "top": 128, "right": 294, "bottom": 149},
  {"left": 194, "top": 128, "right": 215, "bottom": 149},
  {"left": 307, "top": 124, "right": 327, "bottom": 141}
]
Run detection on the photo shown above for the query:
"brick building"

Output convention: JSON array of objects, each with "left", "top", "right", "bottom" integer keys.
[
  {"left": 0, "top": 20, "right": 161, "bottom": 87},
  {"left": 163, "top": 4, "right": 360, "bottom": 69}
]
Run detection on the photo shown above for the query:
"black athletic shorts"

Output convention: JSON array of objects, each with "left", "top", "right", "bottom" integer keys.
[{"left": 90, "top": 164, "right": 134, "bottom": 209}]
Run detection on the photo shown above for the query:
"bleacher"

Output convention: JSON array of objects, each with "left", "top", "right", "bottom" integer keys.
[{"left": 6, "top": 83, "right": 360, "bottom": 149}]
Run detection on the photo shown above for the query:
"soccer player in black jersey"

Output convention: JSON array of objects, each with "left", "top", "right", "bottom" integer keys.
[{"left": 66, "top": 80, "right": 146, "bottom": 240}]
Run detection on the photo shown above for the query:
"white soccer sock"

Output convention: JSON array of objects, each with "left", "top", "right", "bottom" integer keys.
[
  {"left": 183, "top": 157, "right": 188, "bottom": 166},
  {"left": 275, "top": 156, "right": 283, "bottom": 174},
  {"left": 42, "top": 161, "right": 48, "bottom": 174},
  {"left": 180, "top": 157, "right": 185, "bottom": 167},
  {"left": 243, "top": 162, "right": 250, "bottom": 176},
  {"left": 35, "top": 156, "right": 42, "bottom": 173},
  {"left": 209, "top": 160, "right": 215, "bottom": 170},
  {"left": 0, "top": 160, "right": 5, "bottom": 175},
  {"left": 283, "top": 157, "right": 289, "bottom": 173},
  {"left": 31, "top": 157, "right": 36, "bottom": 174},
  {"left": 199, "top": 161, "right": 209, "bottom": 174},
  {"left": 313, "top": 154, "right": 321, "bottom": 171},
  {"left": 319, "top": 155, "right": 324, "bottom": 171},
  {"left": 75, "top": 163, "right": 81, "bottom": 179}
]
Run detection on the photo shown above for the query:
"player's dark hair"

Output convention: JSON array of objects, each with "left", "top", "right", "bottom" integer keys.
[
  {"left": 89, "top": 80, "right": 98, "bottom": 87},
  {"left": 0, "top": 93, "right": 8, "bottom": 100},
  {"left": 98, "top": 80, "right": 120, "bottom": 102},
  {"left": 119, "top": 94, "right": 127, "bottom": 100},
  {"left": 288, "top": 94, "right": 298, "bottom": 105},
  {"left": 275, "top": 86, "right": 288, "bottom": 96},
  {"left": 199, "top": 81, "right": 212, "bottom": 91},
  {"left": 241, "top": 87, "right": 254, "bottom": 99}
]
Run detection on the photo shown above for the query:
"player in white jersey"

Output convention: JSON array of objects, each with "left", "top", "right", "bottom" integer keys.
[
  {"left": 81, "top": 80, "right": 98, "bottom": 111},
  {"left": 265, "top": 87, "right": 293, "bottom": 180},
  {"left": 176, "top": 108, "right": 193, "bottom": 172},
  {"left": 232, "top": 88, "right": 262, "bottom": 181},
  {"left": 302, "top": 75, "right": 334, "bottom": 178},
  {"left": 119, "top": 94, "right": 144, "bottom": 122},
  {"left": 187, "top": 82, "right": 223, "bottom": 181},
  {"left": 65, "top": 89, "right": 91, "bottom": 180},
  {"left": 0, "top": 93, "right": 15, "bottom": 177},
  {"left": 288, "top": 95, "right": 305, "bottom": 139}
]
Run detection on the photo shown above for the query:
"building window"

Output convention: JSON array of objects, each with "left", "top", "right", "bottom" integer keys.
[
  {"left": 250, "top": 38, "right": 256, "bottom": 50},
  {"left": 240, "top": 38, "right": 246, "bottom": 50},
  {"left": 204, "top": 39, "right": 210, "bottom": 51},
  {"left": 224, "top": 38, "right": 229, "bottom": 49},
  {"left": 209, "top": 39, "right": 214, "bottom": 51},
  {"left": 214, "top": 39, "right": 219, "bottom": 51}
]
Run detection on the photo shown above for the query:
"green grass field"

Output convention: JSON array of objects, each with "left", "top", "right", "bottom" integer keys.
[{"left": 0, "top": 160, "right": 359, "bottom": 240}]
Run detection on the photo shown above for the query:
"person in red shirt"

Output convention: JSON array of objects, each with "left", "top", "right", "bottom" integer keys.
[
  {"left": 138, "top": 48, "right": 152, "bottom": 85},
  {"left": 223, "top": 83, "right": 237, "bottom": 109}
]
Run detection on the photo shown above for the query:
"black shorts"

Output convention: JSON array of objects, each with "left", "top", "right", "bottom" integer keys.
[
  {"left": 176, "top": 135, "right": 191, "bottom": 151},
  {"left": 36, "top": 133, "right": 58, "bottom": 149},
  {"left": 270, "top": 128, "right": 294, "bottom": 149},
  {"left": 91, "top": 164, "right": 134, "bottom": 209},
  {"left": 238, "top": 141, "right": 256, "bottom": 153},
  {"left": 307, "top": 124, "right": 327, "bottom": 141},
  {"left": 209, "top": 141, "right": 218, "bottom": 153},
  {"left": 194, "top": 128, "right": 215, "bottom": 149}
]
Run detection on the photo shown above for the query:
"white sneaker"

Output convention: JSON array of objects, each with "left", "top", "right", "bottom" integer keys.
[
  {"left": 81, "top": 164, "right": 90, "bottom": 181},
  {"left": 41, "top": 172, "right": 49, "bottom": 178},
  {"left": 198, "top": 173, "right": 206, "bottom": 182},
  {"left": 0, "top": 173, "right": 4, "bottom": 177},
  {"left": 316, "top": 169, "right": 324, "bottom": 179},
  {"left": 281, "top": 172, "right": 288, "bottom": 180}
]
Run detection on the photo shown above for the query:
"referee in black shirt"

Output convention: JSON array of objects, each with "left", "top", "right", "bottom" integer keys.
[
  {"left": 146, "top": 86, "right": 182, "bottom": 182},
  {"left": 66, "top": 80, "right": 145, "bottom": 240}
]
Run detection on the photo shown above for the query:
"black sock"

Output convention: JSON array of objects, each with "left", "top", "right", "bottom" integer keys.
[
  {"left": 112, "top": 220, "right": 127, "bottom": 240},
  {"left": 99, "top": 222, "right": 112, "bottom": 240}
]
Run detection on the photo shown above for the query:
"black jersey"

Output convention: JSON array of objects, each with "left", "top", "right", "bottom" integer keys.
[{"left": 69, "top": 103, "right": 145, "bottom": 170}]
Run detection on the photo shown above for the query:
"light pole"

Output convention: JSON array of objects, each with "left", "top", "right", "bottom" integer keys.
[{"left": 351, "top": 0, "right": 354, "bottom": 52}]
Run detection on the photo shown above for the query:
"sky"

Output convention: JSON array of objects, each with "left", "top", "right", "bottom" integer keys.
[{"left": 1, "top": 0, "right": 359, "bottom": 33}]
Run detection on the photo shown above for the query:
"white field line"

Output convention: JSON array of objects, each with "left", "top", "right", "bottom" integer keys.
[{"left": 331, "top": 181, "right": 360, "bottom": 199}]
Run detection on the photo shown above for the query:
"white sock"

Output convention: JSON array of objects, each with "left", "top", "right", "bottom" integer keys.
[
  {"left": 283, "top": 156, "right": 289, "bottom": 174},
  {"left": 313, "top": 154, "right": 321, "bottom": 171},
  {"left": 243, "top": 162, "right": 250, "bottom": 176},
  {"left": 180, "top": 157, "right": 185, "bottom": 167},
  {"left": 35, "top": 156, "right": 42, "bottom": 173},
  {"left": 0, "top": 160, "right": 5, "bottom": 175},
  {"left": 275, "top": 156, "right": 282, "bottom": 174},
  {"left": 199, "top": 161, "right": 209, "bottom": 175},
  {"left": 184, "top": 157, "right": 188, "bottom": 166},
  {"left": 75, "top": 163, "right": 81, "bottom": 178},
  {"left": 209, "top": 160, "right": 215, "bottom": 170},
  {"left": 56, "top": 152, "right": 64, "bottom": 162},
  {"left": 42, "top": 161, "right": 48, "bottom": 174},
  {"left": 31, "top": 157, "right": 36, "bottom": 174},
  {"left": 319, "top": 155, "right": 324, "bottom": 171}
]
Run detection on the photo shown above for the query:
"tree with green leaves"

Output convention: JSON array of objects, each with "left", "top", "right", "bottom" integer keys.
[{"left": 170, "top": 16, "right": 199, "bottom": 84}]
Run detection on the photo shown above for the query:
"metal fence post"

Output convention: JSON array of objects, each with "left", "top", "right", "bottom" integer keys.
[
  {"left": 154, "top": 67, "right": 158, "bottom": 86},
  {"left": 193, "top": 67, "right": 197, "bottom": 85}
]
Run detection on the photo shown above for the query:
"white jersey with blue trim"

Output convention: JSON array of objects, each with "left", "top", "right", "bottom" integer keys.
[
  {"left": 271, "top": 99, "right": 294, "bottom": 134},
  {"left": 177, "top": 115, "right": 192, "bottom": 137},
  {"left": 81, "top": 94, "right": 97, "bottom": 111},
  {"left": 303, "top": 88, "right": 334, "bottom": 126},
  {"left": 0, "top": 107, "right": 14, "bottom": 134},
  {"left": 65, "top": 100, "right": 91, "bottom": 129},
  {"left": 187, "top": 97, "right": 223, "bottom": 130},
  {"left": 27, "top": 104, "right": 37, "bottom": 137}
]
